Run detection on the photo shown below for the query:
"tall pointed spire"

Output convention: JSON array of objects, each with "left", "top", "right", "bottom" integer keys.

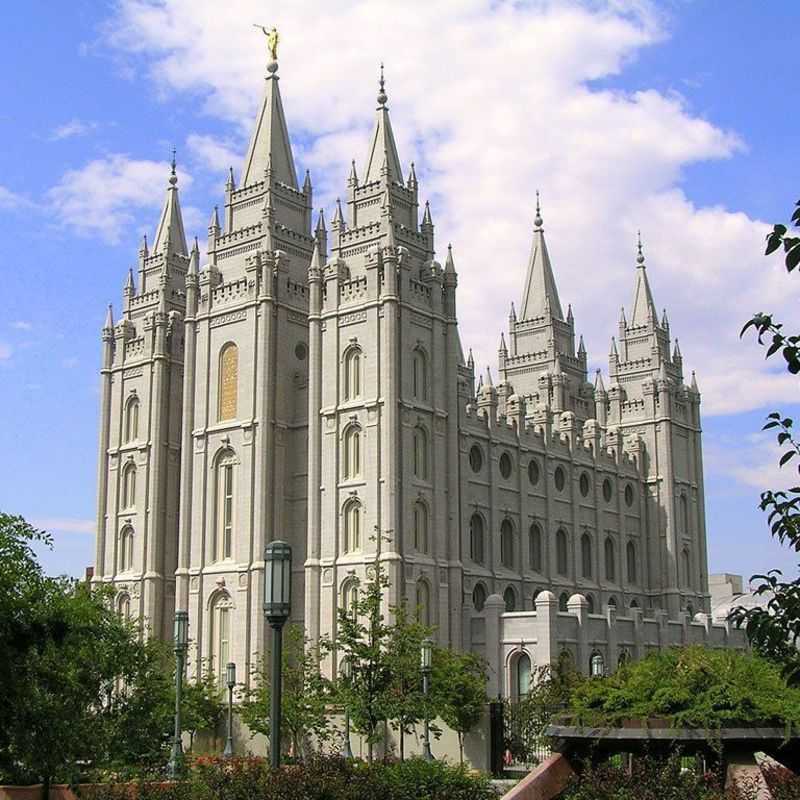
[
  {"left": 630, "top": 230, "right": 657, "bottom": 326},
  {"left": 240, "top": 54, "right": 298, "bottom": 188},
  {"left": 445, "top": 242, "right": 456, "bottom": 274},
  {"left": 594, "top": 368, "right": 606, "bottom": 393},
  {"left": 152, "top": 150, "right": 188, "bottom": 256},
  {"left": 421, "top": 200, "right": 433, "bottom": 228},
  {"left": 519, "top": 191, "right": 563, "bottom": 320},
  {"left": 104, "top": 304, "right": 114, "bottom": 331},
  {"left": 363, "top": 63, "right": 403, "bottom": 184}
]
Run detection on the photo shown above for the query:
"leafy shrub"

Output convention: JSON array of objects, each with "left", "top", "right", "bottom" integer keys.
[
  {"left": 568, "top": 646, "right": 800, "bottom": 729},
  {"left": 79, "top": 754, "right": 495, "bottom": 800}
]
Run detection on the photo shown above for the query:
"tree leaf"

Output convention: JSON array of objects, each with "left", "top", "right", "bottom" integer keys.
[
  {"left": 786, "top": 243, "right": 800, "bottom": 273},
  {"left": 780, "top": 451, "right": 796, "bottom": 467}
]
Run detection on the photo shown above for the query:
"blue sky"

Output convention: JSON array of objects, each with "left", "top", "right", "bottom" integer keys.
[{"left": 0, "top": 0, "right": 798, "bottom": 585}]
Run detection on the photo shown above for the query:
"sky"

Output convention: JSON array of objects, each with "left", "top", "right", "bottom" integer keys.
[{"left": 0, "top": 0, "right": 798, "bottom": 585}]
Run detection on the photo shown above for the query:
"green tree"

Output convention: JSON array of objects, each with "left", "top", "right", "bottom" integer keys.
[
  {"left": 238, "top": 624, "right": 333, "bottom": 759},
  {"left": 431, "top": 647, "right": 488, "bottom": 765},
  {"left": 383, "top": 602, "right": 431, "bottom": 760},
  {"left": 180, "top": 664, "right": 225, "bottom": 752},
  {"left": 335, "top": 560, "right": 395, "bottom": 763},
  {"left": 734, "top": 198, "right": 800, "bottom": 684}
]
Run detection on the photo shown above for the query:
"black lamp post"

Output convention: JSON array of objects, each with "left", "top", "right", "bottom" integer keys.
[
  {"left": 340, "top": 656, "right": 354, "bottom": 759},
  {"left": 168, "top": 610, "right": 189, "bottom": 779},
  {"left": 223, "top": 661, "right": 236, "bottom": 758},
  {"left": 420, "top": 636, "right": 435, "bottom": 762},
  {"left": 264, "top": 540, "right": 292, "bottom": 770}
]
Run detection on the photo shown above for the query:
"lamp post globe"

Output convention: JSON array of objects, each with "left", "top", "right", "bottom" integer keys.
[
  {"left": 264, "top": 540, "right": 292, "bottom": 770},
  {"left": 168, "top": 610, "right": 189, "bottom": 779},
  {"left": 223, "top": 661, "right": 236, "bottom": 758},
  {"left": 420, "top": 637, "right": 435, "bottom": 762}
]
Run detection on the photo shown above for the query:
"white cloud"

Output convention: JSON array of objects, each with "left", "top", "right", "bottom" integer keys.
[
  {"left": 707, "top": 431, "right": 800, "bottom": 494},
  {"left": 32, "top": 518, "right": 95, "bottom": 536},
  {"left": 10, "top": 321, "right": 32, "bottom": 331},
  {"left": 186, "top": 133, "right": 241, "bottom": 173},
  {"left": 106, "top": 0, "right": 793, "bottom": 417},
  {"left": 50, "top": 118, "right": 97, "bottom": 141},
  {"left": 0, "top": 185, "right": 30, "bottom": 210},
  {"left": 47, "top": 154, "right": 192, "bottom": 244},
  {"left": 0, "top": 342, "right": 11, "bottom": 362}
]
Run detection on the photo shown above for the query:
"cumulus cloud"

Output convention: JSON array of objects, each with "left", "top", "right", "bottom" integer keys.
[
  {"left": 50, "top": 118, "right": 97, "bottom": 141},
  {"left": 186, "top": 133, "right": 242, "bottom": 173},
  {"left": 47, "top": 155, "right": 192, "bottom": 244},
  {"left": 104, "top": 0, "right": 794, "bottom": 417},
  {"left": 0, "top": 185, "right": 30, "bottom": 210}
]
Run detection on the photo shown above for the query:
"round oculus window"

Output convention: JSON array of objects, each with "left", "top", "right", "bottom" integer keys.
[
  {"left": 625, "top": 484, "right": 635, "bottom": 507},
  {"left": 528, "top": 459, "right": 540, "bottom": 486},
  {"left": 554, "top": 466, "right": 566, "bottom": 492},
  {"left": 603, "top": 478, "right": 613, "bottom": 502},
  {"left": 295, "top": 342, "right": 307, "bottom": 360},
  {"left": 579, "top": 472, "right": 590, "bottom": 497},
  {"left": 499, "top": 452, "right": 513, "bottom": 479}
]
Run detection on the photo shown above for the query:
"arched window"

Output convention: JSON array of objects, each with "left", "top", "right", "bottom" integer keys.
[
  {"left": 117, "top": 593, "right": 131, "bottom": 621},
  {"left": 343, "top": 499, "right": 361, "bottom": 553},
  {"left": 503, "top": 586, "right": 516, "bottom": 612},
  {"left": 590, "top": 650, "right": 605, "bottom": 677},
  {"left": 681, "top": 494, "right": 689, "bottom": 534},
  {"left": 124, "top": 397, "right": 139, "bottom": 442},
  {"left": 586, "top": 593, "right": 595, "bottom": 613},
  {"left": 686, "top": 602, "right": 695, "bottom": 619},
  {"left": 413, "top": 426, "right": 429, "bottom": 479},
  {"left": 416, "top": 580, "right": 430, "bottom": 625},
  {"left": 473, "top": 583, "right": 487, "bottom": 612},
  {"left": 501, "top": 519, "right": 514, "bottom": 568},
  {"left": 626, "top": 541, "right": 637, "bottom": 584},
  {"left": 515, "top": 652, "right": 532, "bottom": 698},
  {"left": 344, "top": 347, "right": 361, "bottom": 400},
  {"left": 414, "top": 500, "right": 429, "bottom": 553},
  {"left": 209, "top": 592, "right": 232, "bottom": 679},
  {"left": 118, "top": 526, "right": 134, "bottom": 573},
  {"left": 122, "top": 462, "right": 136, "bottom": 509},
  {"left": 607, "top": 595, "right": 617, "bottom": 609},
  {"left": 556, "top": 529, "right": 568, "bottom": 576},
  {"left": 618, "top": 649, "right": 630, "bottom": 668},
  {"left": 629, "top": 598, "right": 640, "bottom": 610},
  {"left": 342, "top": 580, "right": 359, "bottom": 618},
  {"left": 581, "top": 533, "right": 592, "bottom": 579},
  {"left": 470, "top": 513, "right": 485, "bottom": 564},
  {"left": 218, "top": 343, "right": 239, "bottom": 421},
  {"left": 682, "top": 548, "right": 691, "bottom": 589},
  {"left": 215, "top": 450, "right": 236, "bottom": 561},
  {"left": 412, "top": 349, "right": 428, "bottom": 401},
  {"left": 469, "top": 445, "right": 483, "bottom": 472},
  {"left": 529, "top": 523, "right": 542, "bottom": 572},
  {"left": 604, "top": 537, "right": 615, "bottom": 582},
  {"left": 558, "top": 592, "right": 569, "bottom": 612},
  {"left": 343, "top": 425, "right": 361, "bottom": 480}
]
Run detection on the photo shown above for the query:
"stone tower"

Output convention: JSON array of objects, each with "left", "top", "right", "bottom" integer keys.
[
  {"left": 306, "top": 69, "right": 468, "bottom": 654},
  {"left": 93, "top": 159, "right": 188, "bottom": 639}
]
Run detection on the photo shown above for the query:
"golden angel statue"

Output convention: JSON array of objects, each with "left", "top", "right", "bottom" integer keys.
[{"left": 254, "top": 24, "right": 280, "bottom": 61}]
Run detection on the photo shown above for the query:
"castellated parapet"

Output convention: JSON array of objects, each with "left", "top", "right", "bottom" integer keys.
[{"left": 93, "top": 56, "right": 716, "bottom": 694}]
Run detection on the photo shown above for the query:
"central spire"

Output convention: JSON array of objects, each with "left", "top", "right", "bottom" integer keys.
[
  {"left": 630, "top": 231, "right": 657, "bottom": 326},
  {"left": 240, "top": 57, "right": 298, "bottom": 189},
  {"left": 152, "top": 150, "right": 187, "bottom": 256},
  {"left": 519, "top": 192, "right": 563, "bottom": 320},
  {"left": 363, "top": 64, "right": 403, "bottom": 184}
]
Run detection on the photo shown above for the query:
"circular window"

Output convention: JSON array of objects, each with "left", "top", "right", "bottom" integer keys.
[
  {"left": 625, "top": 484, "right": 634, "bottom": 507},
  {"left": 603, "top": 478, "right": 613, "bottom": 502},
  {"left": 499, "top": 452, "right": 513, "bottom": 479},
  {"left": 554, "top": 466, "right": 565, "bottom": 492},
  {"left": 469, "top": 444, "right": 483, "bottom": 473},
  {"left": 472, "top": 583, "right": 486, "bottom": 612},
  {"left": 295, "top": 342, "right": 307, "bottom": 360},
  {"left": 528, "top": 459, "right": 540, "bottom": 486},
  {"left": 579, "top": 472, "right": 590, "bottom": 497}
]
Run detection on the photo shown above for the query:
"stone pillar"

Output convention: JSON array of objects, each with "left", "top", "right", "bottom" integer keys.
[
  {"left": 567, "top": 593, "right": 589, "bottom": 674},
  {"left": 94, "top": 316, "right": 115, "bottom": 585},
  {"left": 534, "top": 590, "right": 559, "bottom": 667},
  {"left": 484, "top": 593, "right": 505, "bottom": 698}
]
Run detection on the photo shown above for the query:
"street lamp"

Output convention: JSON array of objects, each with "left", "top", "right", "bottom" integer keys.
[
  {"left": 223, "top": 661, "right": 236, "bottom": 758},
  {"left": 420, "top": 636, "right": 435, "bottom": 762},
  {"left": 340, "top": 656, "right": 354, "bottom": 759},
  {"left": 168, "top": 610, "right": 189, "bottom": 779},
  {"left": 264, "top": 540, "right": 292, "bottom": 770}
]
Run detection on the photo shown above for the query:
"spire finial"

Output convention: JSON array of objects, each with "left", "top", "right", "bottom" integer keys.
[
  {"left": 636, "top": 229, "right": 645, "bottom": 265},
  {"left": 169, "top": 147, "right": 177, "bottom": 186},
  {"left": 377, "top": 62, "right": 387, "bottom": 106},
  {"left": 534, "top": 190, "right": 543, "bottom": 229}
]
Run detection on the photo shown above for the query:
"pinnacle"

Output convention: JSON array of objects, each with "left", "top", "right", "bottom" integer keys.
[
  {"left": 445, "top": 242, "right": 456, "bottom": 273},
  {"left": 594, "top": 369, "right": 606, "bottom": 393},
  {"left": 104, "top": 304, "right": 114, "bottom": 330}
]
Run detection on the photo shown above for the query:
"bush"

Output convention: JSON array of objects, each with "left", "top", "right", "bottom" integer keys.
[
  {"left": 79, "top": 754, "right": 495, "bottom": 800},
  {"left": 568, "top": 646, "right": 800, "bottom": 729}
]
